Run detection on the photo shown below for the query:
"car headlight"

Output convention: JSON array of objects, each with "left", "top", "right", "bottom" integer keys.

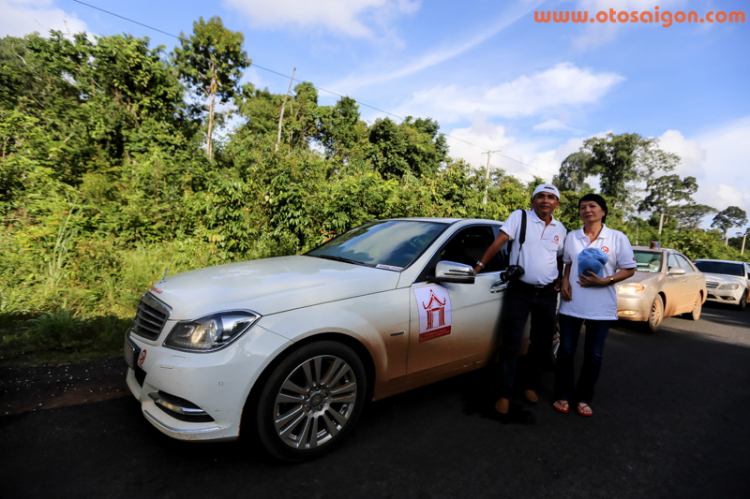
[
  {"left": 164, "top": 311, "right": 260, "bottom": 352},
  {"left": 616, "top": 283, "right": 647, "bottom": 294},
  {"left": 718, "top": 283, "right": 740, "bottom": 290}
]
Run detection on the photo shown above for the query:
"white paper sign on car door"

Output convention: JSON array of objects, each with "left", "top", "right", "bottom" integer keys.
[{"left": 413, "top": 285, "right": 452, "bottom": 342}]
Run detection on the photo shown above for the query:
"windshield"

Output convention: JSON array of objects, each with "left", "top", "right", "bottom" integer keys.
[
  {"left": 634, "top": 250, "right": 663, "bottom": 273},
  {"left": 694, "top": 261, "right": 744, "bottom": 277},
  {"left": 306, "top": 220, "right": 448, "bottom": 270}
]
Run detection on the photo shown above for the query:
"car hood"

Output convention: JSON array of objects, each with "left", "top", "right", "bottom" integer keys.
[
  {"left": 148, "top": 255, "right": 401, "bottom": 320},
  {"left": 623, "top": 272, "right": 663, "bottom": 285},
  {"left": 702, "top": 273, "right": 745, "bottom": 286}
]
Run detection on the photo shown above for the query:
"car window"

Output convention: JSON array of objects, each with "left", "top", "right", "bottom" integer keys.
[
  {"left": 306, "top": 220, "right": 448, "bottom": 270},
  {"left": 675, "top": 254, "right": 694, "bottom": 273},
  {"left": 439, "top": 226, "right": 501, "bottom": 271},
  {"left": 667, "top": 254, "right": 679, "bottom": 270},
  {"left": 415, "top": 225, "right": 501, "bottom": 282},
  {"left": 634, "top": 250, "right": 662, "bottom": 273},
  {"left": 694, "top": 261, "right": 745, "bottom": 276}
]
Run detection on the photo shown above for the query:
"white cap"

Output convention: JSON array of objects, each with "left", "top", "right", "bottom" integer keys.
[{"left": 532, "top": 184, "right": 560, "bottom": 200}]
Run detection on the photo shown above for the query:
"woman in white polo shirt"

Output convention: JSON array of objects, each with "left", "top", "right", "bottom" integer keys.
[{"left": 553, "top": 194, "right": 636, "bottom": 417}]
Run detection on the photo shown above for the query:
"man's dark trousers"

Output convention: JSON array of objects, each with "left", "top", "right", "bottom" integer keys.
[{"left": 497, "top": 281, "right": 558, "bottom": 400}]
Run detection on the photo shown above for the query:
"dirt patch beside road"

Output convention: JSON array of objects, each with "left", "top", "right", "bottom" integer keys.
[{"left": 0, "top": 356, "right": 129, "bottom": 416}]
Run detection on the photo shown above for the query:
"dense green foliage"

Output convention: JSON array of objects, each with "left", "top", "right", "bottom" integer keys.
[{"left": 1, "top": 27, "right": 747, "bottom": 365}]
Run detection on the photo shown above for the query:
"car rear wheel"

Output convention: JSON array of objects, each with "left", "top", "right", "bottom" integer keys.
[
  {"left": 647, "top": 295, "right": 664, "bottom": 333},
  {"left": 685, "top": 293, "right": 702, "bottom": 321},
  {"left": 255, "top": 341, "right": 367, "bottom": 462},
  {"left": 739, "top": 290, "right": 748, "bottom": 311}
]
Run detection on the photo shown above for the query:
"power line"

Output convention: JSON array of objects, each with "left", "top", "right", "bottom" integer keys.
[{"left": 71, "top": 0, "right": 548, "bottom": 177}]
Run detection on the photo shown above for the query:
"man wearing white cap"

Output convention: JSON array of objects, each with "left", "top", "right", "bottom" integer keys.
[{"left": 474, "top": 183, "right": 567, "bottom": 417}]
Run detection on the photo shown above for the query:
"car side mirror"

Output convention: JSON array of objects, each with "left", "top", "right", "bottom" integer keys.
[
  {"left": 431, "top": 261, "right": 476, "bottom": 284},
  {"left": 667, "top": 267, "right": 686, "bottom": 276}
]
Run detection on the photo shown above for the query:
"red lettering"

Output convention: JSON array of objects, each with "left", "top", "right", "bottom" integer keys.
[
  {"left": 534, "top": 11, "right": 551, "bottom": 23},
  {"left": 571, "top": 11, "right": 588, "bottom": 23},
  {"left": 553, "top": 11, "right": 569, "bottom": 23}
]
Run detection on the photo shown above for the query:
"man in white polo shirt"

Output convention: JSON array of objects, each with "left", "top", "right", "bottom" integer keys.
[{"left": 474, "top": 184, "right": 567, "bottom": 417}]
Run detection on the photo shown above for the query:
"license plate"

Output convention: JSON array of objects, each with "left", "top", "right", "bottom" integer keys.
[{"left": 124, "top": 332, "right": 139, "bottom": 369}]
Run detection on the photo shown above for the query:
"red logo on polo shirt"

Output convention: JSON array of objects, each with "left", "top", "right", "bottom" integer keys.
[
  {"left": 602, "top": 246, "right": 610, "bottom": 254},
  {"left": 553, "top": 235, "right": 560, "bottom": 244}
]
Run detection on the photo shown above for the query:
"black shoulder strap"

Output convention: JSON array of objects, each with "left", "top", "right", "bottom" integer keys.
[{"left": 515, "top": 210, "right": 527, "bottom": 266}]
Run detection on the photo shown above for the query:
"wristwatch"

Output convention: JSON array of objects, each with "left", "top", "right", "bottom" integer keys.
[
  {"left": 476, "top": 261, "right": 485, "bottom": 269},
  {"left": 609, "top": 276, "right": 615, "bottom": 285}
]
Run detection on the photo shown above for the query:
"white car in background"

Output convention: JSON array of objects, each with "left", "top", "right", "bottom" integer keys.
[{"left": 693, "top": 259, "right": 750, "bottom": 310}]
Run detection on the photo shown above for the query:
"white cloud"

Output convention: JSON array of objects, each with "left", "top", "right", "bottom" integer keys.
[
  {"left": 328, "top": 1, "right": 542, "bottom": 92},
  {"left": 224, "top": 0, "right": 419, "bottom": 38},
  {"left": 656, "top": 118, "right": 750, "bottom": 223},
  {"left": 0, "top": 0, "right": 88, "bottom": 38},
  {"left": 395, "top": 62, "right": 624, "bottom": 124},
  {"left": 445, "top": 114, "right": 590, "bottom": 184},
  {"left": 534, "top": 119, "right": 575, "bottom": 131}
]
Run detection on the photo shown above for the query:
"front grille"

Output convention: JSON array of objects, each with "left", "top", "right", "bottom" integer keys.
[
  {"left": 132, "top": 292, "right": 171, "bottom": 340},
  {"left": 706, "top": 281, "right": 718, "bottom": 289}
]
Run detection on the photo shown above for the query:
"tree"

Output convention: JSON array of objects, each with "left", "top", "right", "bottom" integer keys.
[
  {"left": 367, "top": 117, "right": 448, "bottom": 179},
  {"left": 552, "top": 152, "right": 591, "bottom": 192},
  {"left": 639, "top": 175, "right": 698, "bottom": 234},
  {"left": 564, "top": 133, "right": 679, "bottom": 210},
  {"left": 668, "top": 203, "right": 717, "bottom": 230},
  {"left": 316, "top": 96, "right": 369, "bottom": 162},
  {"left": 712, "top": 206, "right": 748, "bottom": 244},
  {"left": 173, "top": 17, "right": 250, "bottom": 159}
]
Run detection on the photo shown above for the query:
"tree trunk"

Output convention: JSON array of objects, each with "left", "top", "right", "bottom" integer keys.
[
  {"left": 276, "top": 68, "right": 296, "bottom": 152},
  {"left": 206, "top": 63, "right": 217, "bottom": 160}
]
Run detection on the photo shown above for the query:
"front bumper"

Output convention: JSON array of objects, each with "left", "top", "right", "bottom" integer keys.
[
  {"left": 125, "top": 323, "right": 292, "bottom": 442},
  {"left": 705, "top": 287, "right": 745, "bottom": 305},
  {"left": 616, "top": 294, "right": 651, "bottom": 322}
]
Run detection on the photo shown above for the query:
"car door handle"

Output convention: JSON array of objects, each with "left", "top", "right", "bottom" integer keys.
[{"left": 490, "top": 281, "right": 508, "bottom": 293}]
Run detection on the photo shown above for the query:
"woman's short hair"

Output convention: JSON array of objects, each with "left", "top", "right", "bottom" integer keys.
[{"left": 579, "top": 193, "right": 608, "bottom": 224}]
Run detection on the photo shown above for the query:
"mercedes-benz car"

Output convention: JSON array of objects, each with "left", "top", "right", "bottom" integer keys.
[
  {"left": 124, "top": 218, "right": 524, "bottom": 461},
  {"left": 693, "top": 259, "right": 750, "bottom": 310},
  {"left": 616, "top": 246, "right": 706, "bottom": 332}
]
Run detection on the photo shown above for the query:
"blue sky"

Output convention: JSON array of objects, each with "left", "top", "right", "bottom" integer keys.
[{"left": 3, "top": 0, "right": 749, "bottom": 229}]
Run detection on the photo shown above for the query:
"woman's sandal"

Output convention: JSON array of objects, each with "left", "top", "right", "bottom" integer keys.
[
  {"left": 576, "top": 402, "right": 593, "bottom": 417},
  {"left": 553, "top": 400, "right": 569, "bottom": 414}
]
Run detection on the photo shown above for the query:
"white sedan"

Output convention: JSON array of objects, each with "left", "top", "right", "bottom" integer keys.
[
  {"left": 694, "top": 259, "right": 750, "bottom": 310},
  {"left": 124, "top": 218, "right": 519, "bottom": 461}
]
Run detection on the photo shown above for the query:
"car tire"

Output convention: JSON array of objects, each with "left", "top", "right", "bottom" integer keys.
[
  {"left": 647, "top": 295, "right": 664, "bottom": 333},
  {"left": 255, "top": 341, "right": 367, "bottom": 462},
  {"left": 739, "top": 289, "right": 748, "bottom": 311},
  {"left": 684, "top": 293, "right": 702, "bottom": 321}
]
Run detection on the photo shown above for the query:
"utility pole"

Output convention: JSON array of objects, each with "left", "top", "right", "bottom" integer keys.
[
  {"left": 276, "top": 67, "right": 296, "bottom": 152},
  {"left": 741, "top": 231, "right": 747, "bottom": 255},
  {"left": 481, "top": 149, "right": 501, "bottom": 205}
]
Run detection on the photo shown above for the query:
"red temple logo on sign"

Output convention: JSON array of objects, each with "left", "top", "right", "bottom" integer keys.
[{"left": 415, "top": 287, "right": 452, "bottom": 342}]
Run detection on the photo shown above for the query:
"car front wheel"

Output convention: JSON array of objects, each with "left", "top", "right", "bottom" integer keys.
[
  {"left": 255, "top": 341, "right": 367, "bottom": 462},
  {"left": 648, "top": 295, "right": 664, "bottom": 333},
  {"left": 739, "top": 290, "right": 748, "bottom": 311}
]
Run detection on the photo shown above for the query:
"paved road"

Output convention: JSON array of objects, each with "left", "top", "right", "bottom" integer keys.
[{"left": 2, "top": 304, "right": 749, "bottom": 498}]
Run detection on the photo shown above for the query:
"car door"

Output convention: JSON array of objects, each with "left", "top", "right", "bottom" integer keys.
[
  {"left": 407, "top": 224, "right": 507, "bottom": 375},
  {"left": 663, "top": 252, "right": 691, "bottom": 316},
  {"left": 674, "top": 253, "right": 703, "bottom": 313}
]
